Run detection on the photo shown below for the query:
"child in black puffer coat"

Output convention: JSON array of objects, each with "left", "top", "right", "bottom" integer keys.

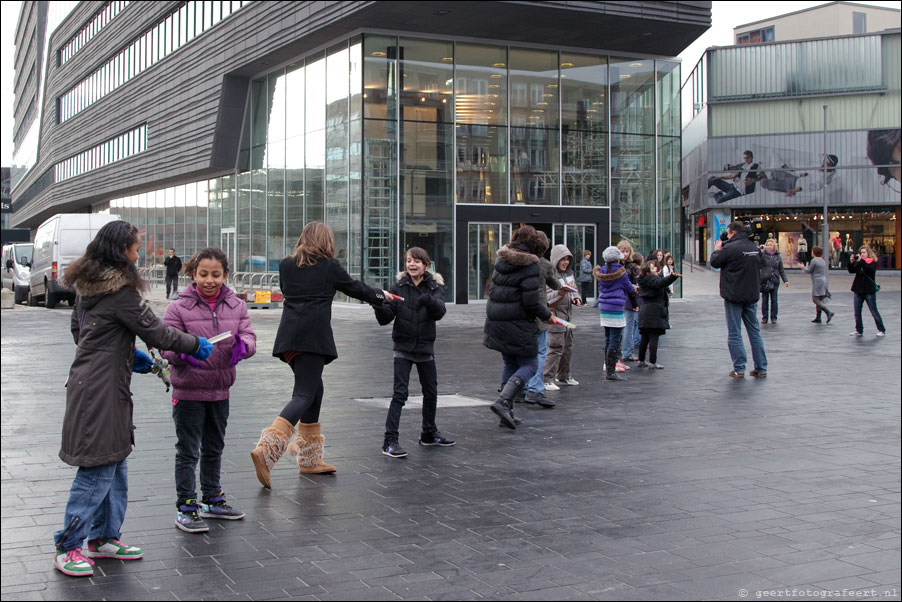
[
  {"left": 636, "top": 260, "right": 681, "bottom": 369},
  {"left": 374, "top": 247, "right": 450, "bottom": 458}
]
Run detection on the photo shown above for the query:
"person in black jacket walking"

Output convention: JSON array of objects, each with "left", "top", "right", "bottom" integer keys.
[
  {"left": 374, "top": 247, "right": 451, "bottom": 458},
  {"left": 164, "top": 248, "right": 182, "bottom": 299},
  {"left": 709, "top": 221, "right": 768, "bottom": 378},
  {"left": 250, "top": 222, "right": 394, "bottom": 489},
  {"left": 847, "top": 244, "right": 886, "bottom": 337},
  {"left": 484, "top": 226, "right": 554, "bottom": 429}
]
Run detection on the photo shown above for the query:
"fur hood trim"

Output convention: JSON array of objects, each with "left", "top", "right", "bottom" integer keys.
[
  {"left": 593, "top": 265, "right": 626, "bottom": 281},
  {"left": 75, "top": 269, "right": 132, "bottom": 297},
  {"left": 497, "top": 245, "right": 539, "bottom": 267},
  {"left": 394, "top": 270, "right": 445, "bottom": 286}
]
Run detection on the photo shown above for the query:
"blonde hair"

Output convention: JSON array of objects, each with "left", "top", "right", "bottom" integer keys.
[
  {"left": 764, "top": 238, "right": 777, "bottom": 250},
  {"left": 292, "top": 221, "right": 335, "bottom": 267},
  {"left": 858, "top": 245, "right": 874, "bottom": 259},
  {"left": 617, "top": 240, "right": 633, "bottom": 257}
]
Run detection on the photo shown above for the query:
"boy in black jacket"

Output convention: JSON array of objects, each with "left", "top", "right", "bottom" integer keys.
[{"left": 374, "top": 247, "right": 452, "bottom": 458}]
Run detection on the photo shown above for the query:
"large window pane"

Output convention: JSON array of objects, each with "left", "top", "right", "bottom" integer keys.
[
  {"left": 455, "top": 43, "right": 507, "bottom": 126},
  {"left": 561, "top": 52, "right": 607, "bottom": 132},
  {"left": 456, "top": 124, "right": 507, "bottom": 204},
  {"left": 656, "top": 60, "right": 680, "bottom": 137},
  {"left": 400, "top": 120, "right": 453, "bottom": 296},
  {"left": 509, "top": 47, "right": 559, "bottom": 128},
  {"left": 326, "top": 44, "right": 350, "bottom": 273},
  {"left": 399, "top": 38, "right": 452, "bottom": 123},
  {"left": 612, "top": 133, "right": 655, "bottom": 254},
  {"left": 563, "top": 129, "right": 607, "bottom": 206},
  {"left": 364, "top": 35, "right": 397, "bottom": 120},
  {"left": 305, "top": 55, "right": 326, "bottom": 223},
  {"left": 363, "top": 119, "right": 397, "bottom": 289},
  {"left": 510, "top": 126, "right": 559, "bottom": 205},
  {"left": 611, "top": 57, "right": 655, "bottom": 135}
]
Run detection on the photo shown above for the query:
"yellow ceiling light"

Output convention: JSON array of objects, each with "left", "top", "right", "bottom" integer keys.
[
  {"left": 561, "top": 62, "right": 574, "bottom": 68},
  {"left": 493, "top": 62, "right": 506, "bottom": 68},
  {"left": 371, "top": 51, "right": 387, "bottom": 57}
]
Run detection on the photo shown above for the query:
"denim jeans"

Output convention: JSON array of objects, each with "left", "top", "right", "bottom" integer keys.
[
  {"left": 708, "top": 178, "right": 742, "bottom": 203},
  {"left": 501, "top": 353, "right": 538, "bottom": 387},
  {"left": 526, "top": 330, "right": 549, "bottom": 393},
  {"left": 621, "top": 311, "right": 639, "bottom": 358},
  {"left": 724, "top": 300, "right": 767, "bottom": 373},
  {"left": 54, "top": 460, "right": 128, "bottom": 552},
  {"left": 384, "top": 357, "right": 437, "bottom": 442},
  {"left": 760, "top": 289, "right": 779, "bottom": 321},
  {"left": 173, "top": 399, "right": 229, "bottom": 503},
  {"left": 604, "top": 326, "right": 623, "bottom": 352},
  {"left": 853, "top": 293, "right": 886, "bottom": 334}
]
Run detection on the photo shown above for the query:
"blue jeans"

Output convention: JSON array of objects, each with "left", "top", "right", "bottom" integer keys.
[
  {"left": 724, "top": 300, "right": 767, "bottom": 373},
  {"left": 526, "top": 330, "right": 549, "bottom": 393},
  {"left": 501, "top": 353, "right": 538, "bottom": 387},
  {"left": 853, "top": 293, "right": 885, "bottom": 334},
  {"left": 54, "top": 460, "right": 128, "bottom": 552},
  {"left": 621, "top": 311, "right": 639, "bottom": 358},
  {"left": 604, "top": 327, "right": 623, "bottom": 352},
  {"left": 173, "top": 399, "right": 229, "bottom": 504},
  {"left": 760, "top": 288, "right": 779, "bottom": 321}
]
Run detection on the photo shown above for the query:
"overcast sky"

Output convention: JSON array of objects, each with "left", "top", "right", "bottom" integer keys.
[{"left": 1, "top": 1, "right": 899, "bottom": 165}]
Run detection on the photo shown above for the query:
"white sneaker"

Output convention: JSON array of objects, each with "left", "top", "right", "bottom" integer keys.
[
  {"left": 876, "top": 331, "right": 886, "bottom": 337},
  {"left": 849, "top": 331, "right": 862, "bottom": 336},
  {"left": 559, "top": 377, "right": 579, "bottom": 386},
  {"left": 544, "top": 381, "right": 560, "bottom": 391}
]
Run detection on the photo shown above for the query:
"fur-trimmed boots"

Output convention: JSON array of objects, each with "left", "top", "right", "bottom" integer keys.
[
  {"left": 289, "top": 422, "right": 337, "bottom": 474},
  {"left": 250, "top": 416, "right": 294, "bottom": 489}
]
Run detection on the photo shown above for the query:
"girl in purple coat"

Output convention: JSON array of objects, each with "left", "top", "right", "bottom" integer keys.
[
  {"left": 162, "top": 247, "right": 257, "bottom": 534},
  {"left": 593, "top": 246, "right": 639, "bottom": 381}
]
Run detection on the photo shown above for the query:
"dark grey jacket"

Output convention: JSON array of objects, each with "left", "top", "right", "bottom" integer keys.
[{"left": 62, "top": 271, "right": 199, "bottom": 467}]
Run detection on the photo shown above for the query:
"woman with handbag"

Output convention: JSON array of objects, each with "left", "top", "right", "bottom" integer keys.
[
  {"left": 847, "top": 245, "right": 886, "bottom": 337},
  {"left": 759, "top": 239, "right": 788, "bottom": 324}
]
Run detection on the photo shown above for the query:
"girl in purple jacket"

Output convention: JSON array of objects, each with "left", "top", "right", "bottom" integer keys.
[
  {"left": 593, "top": 246, "right": 639, "bottom": 382},
  {"left": 162, "top": 247, "right": 257, "bottom": 534}
]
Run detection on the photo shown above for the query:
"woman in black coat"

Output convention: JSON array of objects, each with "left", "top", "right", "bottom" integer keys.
[
  {"left": 251, "top": 222, "right": 393, "bottom": 489},
  {"left": 483, "top": 226, "right": 553, "bottom": 429},
  {"left": 636, "top": 260, "right": 681, "bottom": 369},
  {"left": 847, "top": 244, "right": 886, "bottom": 336},
  {"left": 374, "top": 247, "right": 449, "bottom": 457}
]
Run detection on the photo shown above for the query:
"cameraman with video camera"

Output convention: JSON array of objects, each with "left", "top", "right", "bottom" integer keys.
[{"left": 709, "top": 221, "right": 768, "bottom": 379}]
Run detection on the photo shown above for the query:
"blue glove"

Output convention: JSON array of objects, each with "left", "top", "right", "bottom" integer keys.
[
  {"left": 133, "top": 348, "right": 153, "bottom": 373},
  {"left": 191, "top": 337, "right": 213, "bottom": 361}
]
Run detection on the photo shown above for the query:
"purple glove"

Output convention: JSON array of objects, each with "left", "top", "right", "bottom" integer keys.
[
  {"left": 229, "top": 334, "right": 247, "bottom": 367},
  {"left": 179, "top": 353, "right": 205, "bottom": 368}
]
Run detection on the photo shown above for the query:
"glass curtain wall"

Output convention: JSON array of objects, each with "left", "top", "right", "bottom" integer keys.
[{"left": 101, "top": 34, "right": 683, "bottom": 300}]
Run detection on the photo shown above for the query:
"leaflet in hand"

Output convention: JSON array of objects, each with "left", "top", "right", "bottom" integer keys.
[
  {"left": 559, "top": 284, "right": 578, "bottom": 294},
  {"left": 208, "top": 331, "right": 233, "bottom": 344},
  {"left": 552, "top": 316, "right": 576, "bottom": 329}
]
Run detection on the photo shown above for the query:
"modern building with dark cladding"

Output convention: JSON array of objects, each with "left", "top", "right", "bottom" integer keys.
[{"left": 10, "top": 1, "right": 711, "bottom": 302}]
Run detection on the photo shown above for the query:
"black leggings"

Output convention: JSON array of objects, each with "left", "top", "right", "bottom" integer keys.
[
  {"left": 639, "top": 332, "right": 660, "bottom": 364},
  {"left": 278, "top": 354, "right": 326, "bottom": 425}
]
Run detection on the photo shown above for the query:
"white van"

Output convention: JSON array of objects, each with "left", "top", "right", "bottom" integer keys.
[
  {"left": 28, "top": 213, "right": 121, "bottom": 308},
  {"left": 2, "top": 242, "right": 34, "bottom": 304}
]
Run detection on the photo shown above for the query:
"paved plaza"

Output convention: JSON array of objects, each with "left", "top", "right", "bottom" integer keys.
[{"left": 1, "top": 269, "right": 900, "bottom": 601}]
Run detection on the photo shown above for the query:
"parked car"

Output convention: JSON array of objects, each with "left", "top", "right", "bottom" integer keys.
[
  {"left": 28, "top": 213, "right": 121, "bottom": 308},
  {"left": 2, "top": 243, "right": 33, "bottom": 304}
]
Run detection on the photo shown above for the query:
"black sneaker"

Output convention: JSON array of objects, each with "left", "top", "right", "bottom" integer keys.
[
  {"left": 382, "top": 441, "right": 408, "bottom": 458},
  {"left": 175, "top": 500, "right": 209, "bottom": 533},
  {"left": 419, "top": 432, "right": 455, "bottom": 446},
  {"left": 199, "top": 493, "right": 245, "bottom": 520}
]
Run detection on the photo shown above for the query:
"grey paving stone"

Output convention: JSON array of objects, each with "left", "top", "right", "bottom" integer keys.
[{"left": 2, "top": 274, "right": 900, "bottom": 600}]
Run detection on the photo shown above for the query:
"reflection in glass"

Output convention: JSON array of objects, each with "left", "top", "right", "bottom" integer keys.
[
  {"left": 468, "top": 223, "right": 507, "bottom": 301},
  {"left": 561, "top": 52, "right": 607, "bottom": 132},
  {"left": 610, "top": 57, "right": 655, "bottom": 135},
  {"left": 656, "top": 60, "right": 680, "bottom": 137},
  {"left": 364, "top": 35, "right": 397, "bottom": 120},
  {"left": 455, "top": 43, "right": 507, "bottom": 126},
  {"left": 326, "top": 44, "right": 350, "bottom": 276},
  {"left": 456, "top": 124, "right": 507, "bottom": 204},
  {"left": 510, "top": 127, "right": 559, "bottom": 205},
  {"left": 306, "top": 55, "right": 326, "bottom": 222},
  {"left": 363, "top": 119, "right": 397, "bottom": 289},
  {"left": 400, "top": 120, "right": 453, "bottom": 295},
  {"left": 563, "top": 129, "right": 606, "bottom": 206},
  {"left": 399, "top": 38, "right": 453, "bottom": 123},
  {"left": 509, "top": 47, "right": 559, "bottom": 128}
]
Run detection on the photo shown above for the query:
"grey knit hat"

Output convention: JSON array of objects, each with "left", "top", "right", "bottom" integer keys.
[{"left": 602, "top": 245, "right": 623, "bottom": 263}]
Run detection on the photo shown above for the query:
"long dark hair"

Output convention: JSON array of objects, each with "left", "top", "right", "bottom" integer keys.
[{"left": 63, "top": 220, "right": 146, "bottom": 292}]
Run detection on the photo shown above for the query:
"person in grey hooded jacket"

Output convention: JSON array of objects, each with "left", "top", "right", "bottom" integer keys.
[{"left": 544, "top": 244, "right": 582, "bottom": 386}]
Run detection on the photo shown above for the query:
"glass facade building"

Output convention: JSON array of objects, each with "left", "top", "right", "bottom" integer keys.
[{"left": 101, "top": 35, "right": 682, "bottom": 301}]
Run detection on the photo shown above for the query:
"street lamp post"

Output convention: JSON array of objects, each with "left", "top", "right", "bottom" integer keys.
[{"left": 822, "top": 105, "right": 829, "bottom": 270}]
